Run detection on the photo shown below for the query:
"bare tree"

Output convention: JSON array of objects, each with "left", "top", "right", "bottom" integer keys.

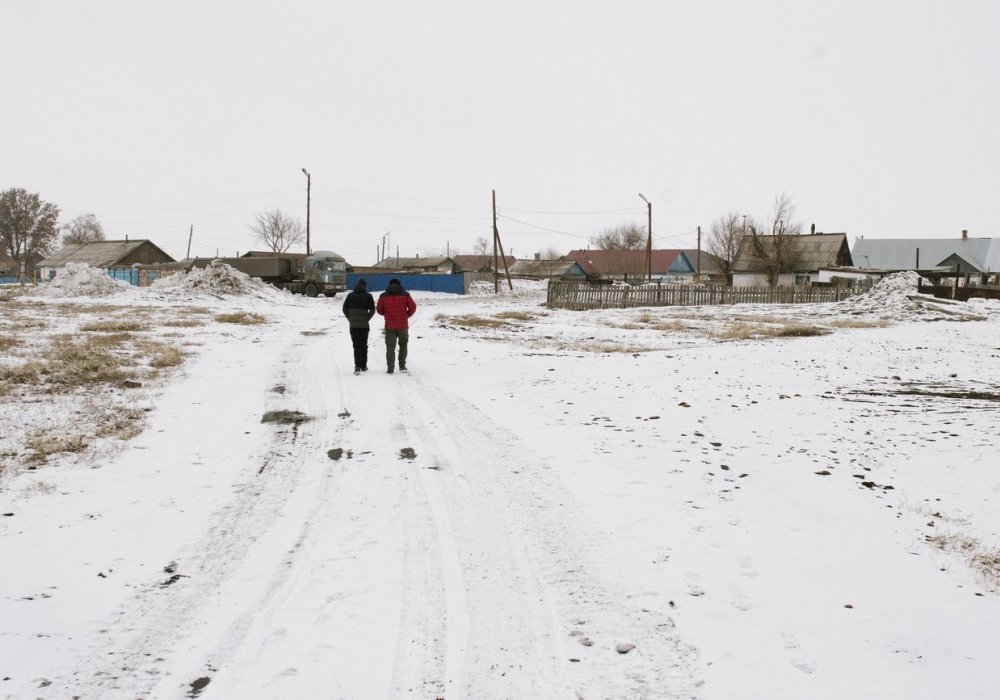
[
  {"left": 61, "top": 213, "right": 105, "bottom": 245},
  {"left": 590, "top": 222, "right": 645, "bottom": 250},
  {"left": 249, "top": 209, "right": 304, "bottom": 253},
  {"left": 707, "top": 210, "right": 748, "bottom": 274},
  {"left": 536, "top": 246, "right": 564, "bottom": 260},
  {"left": 0, "top": 188, "right": 60, "bottom": 264},
  {"left": 746, "top": 193, "right": 804, "bottom": 286},
  {"left": 472, "top": 235, "right": 490, "bottom": 256}
]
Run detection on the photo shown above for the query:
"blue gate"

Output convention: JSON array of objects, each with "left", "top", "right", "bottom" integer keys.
[{"left": 346, "top": 273, "right": 465, "bottom": 294}]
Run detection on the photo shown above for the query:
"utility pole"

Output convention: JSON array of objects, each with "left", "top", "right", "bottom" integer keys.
[
  {"left": 186, "top": 224, "right": 193, "bottom": 260},
  {"left": 696, "top": 225, "right": 701, "bottom": 279},
  {"left": 639, "top": 193, "right": 652, "bottom": 281},
  {"left": 301, "top": 168, "right": 311, "bottom": 255},
  {"left": 493, "top": 190, "right": 498, "bottom": 293},
  {"left": 492, "top": 189, "right": 513, "bottom": 292}
]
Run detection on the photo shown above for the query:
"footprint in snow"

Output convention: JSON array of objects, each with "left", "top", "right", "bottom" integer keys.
[
  {"left": 683, "top": 573, "right": 705, "bottom": 597},
  {"left": 783, "top": 633, "right": 818, "bottom": 674}
]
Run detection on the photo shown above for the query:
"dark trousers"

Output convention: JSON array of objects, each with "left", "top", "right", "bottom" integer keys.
[
  {"left": 384, "top": 328, "right": 408, "bottom": 370},
  {"left": 350, "top": 328, "right": 370, "bottom": 369}
]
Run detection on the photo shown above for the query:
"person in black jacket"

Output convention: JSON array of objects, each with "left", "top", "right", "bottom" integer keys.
[{"left": 342, "top": 279, "right": 376, "bottom": 373}]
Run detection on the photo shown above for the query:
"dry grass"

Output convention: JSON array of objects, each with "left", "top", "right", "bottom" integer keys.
[
  {"left": 0, "top": 334, "right": 18, "bottom": 352},
  {"left": 141, "top": 342, "right": 185, "bottom": 368},
  {"left": 15, "top": 317, "right": 49, "bottom": 330},
  {"left": 828, "top": 319, "right": 890, "bottom": 329},
  {"left": 95, "top": 408, "right": 146, "bottom": 440},
  {"left": 577, "top": 340, "right": 654, "bottom": 354},
  {"left": 26, "top": 432, "right": 89, "bottom": 464},
  {"left": 46, "top": 336, "right": 131, "bottom": 386},
  {"left": 80, "top": 319, "right": 148, "bottom": 333},
  {"left": 216, "top": 311, "right": 266, "bottom": 325},
  {"left": 87, "top": 332, "right": 134, "bottom": 349},
  {"left": 972, "top": 550, "right": 1000, "bottom": 586},
  {"left": 23, "top": 480, "right": 57, "bottom": 496},
  {"left": 494, "top": 310, "right": 545, "bottom": 321},
  {"left": 438, "top": 314, "right": 507, "bottom": 328},
  {"left": 163, "top": 318, "right": 204, "bottom": 328},
  {"left": 926, "top": 532, "right": 1000, "bottom": 588},
  {"left": 714, "top": 321, "right": 829, "bottom": 341},
  {"left": 774, "top": 323, "right": 830, "bottom": 337}
]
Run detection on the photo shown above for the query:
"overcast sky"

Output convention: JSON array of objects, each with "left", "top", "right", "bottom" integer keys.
[{"left": 3, "top": 1, "right": 998, "bottom": 263}]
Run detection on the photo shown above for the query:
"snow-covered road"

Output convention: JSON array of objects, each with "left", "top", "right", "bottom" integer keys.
[{"left": 2, "top": 280, "right": 1000, "bottom": 699}]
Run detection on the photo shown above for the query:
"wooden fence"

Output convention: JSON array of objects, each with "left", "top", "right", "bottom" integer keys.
[{"left": 546, "top": 281, "right": 860, "bottom": 310}]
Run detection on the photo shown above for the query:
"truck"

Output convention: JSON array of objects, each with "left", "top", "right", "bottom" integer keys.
[{"left": 189, "top": 250, "right": 347, "bottom": 297}]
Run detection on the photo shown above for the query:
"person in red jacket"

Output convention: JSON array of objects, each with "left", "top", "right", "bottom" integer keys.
[{"left": 375, "top": 278, "right": 417, "bottom": 373}]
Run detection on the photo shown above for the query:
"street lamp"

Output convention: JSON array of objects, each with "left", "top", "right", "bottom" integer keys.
[
  {"left": 638, "top": 193, "right": 652, "bottom": 281},
  {"left": 301, "top": 168, "right": 311, "bottom": 255}
]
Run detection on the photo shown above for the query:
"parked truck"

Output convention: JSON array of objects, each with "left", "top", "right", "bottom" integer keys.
[{"left": 189, "top": 250, "right": 347, "bottom": 297}]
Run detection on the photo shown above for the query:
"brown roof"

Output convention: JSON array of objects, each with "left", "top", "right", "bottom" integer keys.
[
  {"left": 372, "top": 256, "right": 456, "bottom": 271},
  {"left": 509, "top": 259, "right": 586, "bottom": 278},
  {"left": 39, "top": 240, "right": 175, "bottom": 268},
  {"left": 452, "top": 255, "right": 515, "bottom": 272},
  {"left": 731, "top": 233, "right": 852, "bottom": 274},
  {"left": 565, "top": 249, "right": 684, "bottom": 275}
]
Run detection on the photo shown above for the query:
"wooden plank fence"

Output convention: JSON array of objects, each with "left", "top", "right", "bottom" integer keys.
[{"left": 547, "top": 281, "right": 860, "bottom": 310}]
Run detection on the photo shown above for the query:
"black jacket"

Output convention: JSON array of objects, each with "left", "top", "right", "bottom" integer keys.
[{"left": 342, "top": 283, "right": 376, "bottom": 329}]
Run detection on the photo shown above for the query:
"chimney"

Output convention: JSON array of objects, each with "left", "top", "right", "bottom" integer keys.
[
  {"left": 962, "top": 229, "right": 968, "bottom": 239},
  {"left": 810, "top": 223, "right": 815, "bottom": 235},
  {"left": 534, "top": 252, "right": 540, "bottom": 261}
]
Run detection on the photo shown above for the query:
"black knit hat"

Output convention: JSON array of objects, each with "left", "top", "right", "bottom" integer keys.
[{"left": 357, "top": 279, "right": 367, "bottom": 287}]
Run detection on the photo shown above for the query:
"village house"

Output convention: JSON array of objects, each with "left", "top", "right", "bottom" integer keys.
[
  {"left": 370, "top": 256, "right": 458, "bottom": 274},
  {"left": 508, "top": 257, "right": 587, "bottom": 280},
  {"left": 730, "top": 232, "right": 852, "bottom": 287},
  {"left": 852, "top": 232, "right": 1000, "bottom": 284},
  {"left": 37, "top": 239, "right": 176, "bottom": 284},
  {"left": 452, "top": 255, "right": 516, "bottom": 273},
  {"left": 564, "top": 249, "right": 694, "bottom": 282}
]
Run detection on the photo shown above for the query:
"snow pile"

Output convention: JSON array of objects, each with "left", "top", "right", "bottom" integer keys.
[
  {"left": 37, "top": 263, "right": 133, "bottom": 298},
  {"left": 467, "top": 278, "right": 548, "bottom": 298},
  {"left": 839, "top": 271, "right": 987, "bottom": 322},
  {"left": 151, "top": 261, "right": 285, "bottom": 300}
]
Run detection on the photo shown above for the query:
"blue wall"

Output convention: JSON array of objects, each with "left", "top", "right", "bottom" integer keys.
[{"left": 346, "top": 273, "right": 465, "bottom": 294}]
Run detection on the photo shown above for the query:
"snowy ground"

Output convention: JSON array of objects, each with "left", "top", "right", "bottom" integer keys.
[{"left": 1, "top": 270, "right": 999, "bottom": 699}]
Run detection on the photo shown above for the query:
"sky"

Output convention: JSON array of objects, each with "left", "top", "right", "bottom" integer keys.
[{"left": 3, "top": 0, "right": 998, "bottom": 264}]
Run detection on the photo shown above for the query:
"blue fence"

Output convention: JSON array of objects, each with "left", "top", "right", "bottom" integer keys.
[
  {"left": 346, "top": 273, "right": 465, "bottom": 295},
  {"left": 107, "top": 268, "right": 141, "bottom": 285}
]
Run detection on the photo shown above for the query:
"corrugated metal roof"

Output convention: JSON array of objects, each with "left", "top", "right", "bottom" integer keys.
[
  {"left": 372, "top": 256, "right": 454, "bottom": 269},
  {"left": 732, "top": 234, "right": 850, "bottom": 273},
  {"left": 452, "top": 255, "right": 515, "bottom": 272},
  {"left": 39, "top": 240, "right": 153, "bottom": 268},
  {"left": 852, "top": 238, "right": 1000, "bottom": 272},
  {"left": 509, "top": 259, "right": 584, "bottom": 277}
]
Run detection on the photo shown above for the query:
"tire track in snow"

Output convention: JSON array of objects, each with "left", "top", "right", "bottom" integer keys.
[
  {"left": 55, "top": 327, "right": 357, "bottom": 698},
  {"left": 391, "top": 369, "right": 703, "bottom": 699},
  {"left": 383, "top": 375, "right": 572, "bottom": 698}
]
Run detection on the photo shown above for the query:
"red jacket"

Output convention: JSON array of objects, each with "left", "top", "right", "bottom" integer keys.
[{"left": 376, "top": 282, "right": 417, "bottom": 329}]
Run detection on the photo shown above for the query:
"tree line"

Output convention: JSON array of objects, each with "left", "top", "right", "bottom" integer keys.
[{"left": 2, "top": 185, "right": 810, "bottom": 280}]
